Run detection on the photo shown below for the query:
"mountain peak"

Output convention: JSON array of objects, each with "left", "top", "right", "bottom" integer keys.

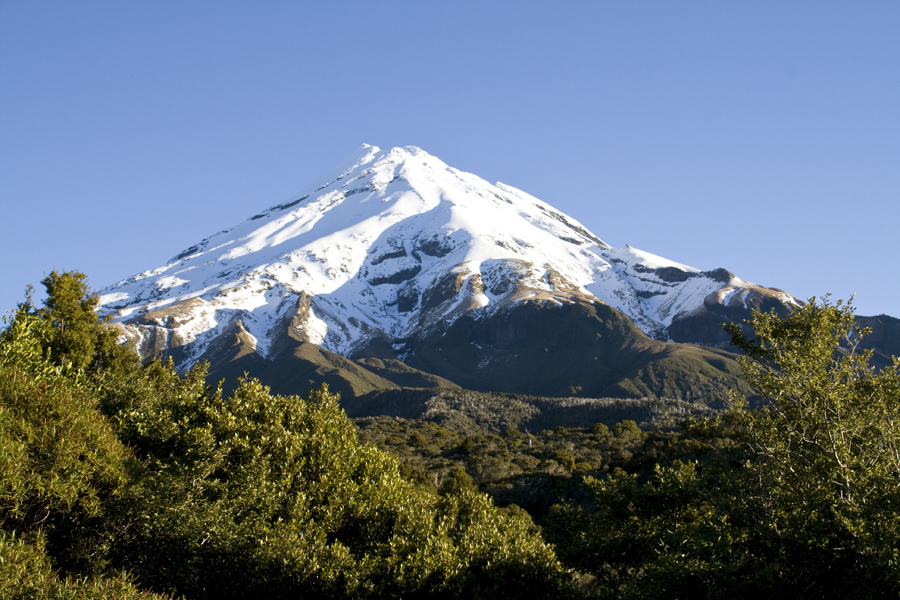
[{"left": 100, "top": 145, "right": 799, "bottom": 372}]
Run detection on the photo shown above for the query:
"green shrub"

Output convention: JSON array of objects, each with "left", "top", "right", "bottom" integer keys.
[{"left": 0, "top": 310, "right": 130, "bottom": 574}]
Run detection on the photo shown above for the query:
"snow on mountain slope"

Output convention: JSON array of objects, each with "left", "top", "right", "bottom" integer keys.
[{"left": 99, "top": 144, "right": 798, "bottom": 367}]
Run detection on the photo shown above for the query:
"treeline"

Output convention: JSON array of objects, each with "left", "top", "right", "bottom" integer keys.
[
  {"left": 2, "top": 273, "right": 899, "bottom": 599},
  {"left": 345, "top": 386, "right": 721, "bottom": 436}
]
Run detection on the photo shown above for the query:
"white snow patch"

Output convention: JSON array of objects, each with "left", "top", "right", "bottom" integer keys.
[
  {"left": 470, "top": 294, "right": 490, "bottom": 309},
  {"left": 99, "top": 292, "right": 129, "bottom": 304}
]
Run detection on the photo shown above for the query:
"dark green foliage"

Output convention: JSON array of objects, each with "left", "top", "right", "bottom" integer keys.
[
  {"left": 0, "top": 310, "right": 130, "bottom": 574},
  {"left": 541, "top": 418, "right": 758, "bottom": 599},
  {"left": 35, "top": 271, "right": 138, "bottom": 376},
  {"left": 38, "top": 271, "right": 101, "bottom": 371},
  {"left": 347, "top": 387, "right": 719, "bottom": 436},
  {"left": 355, "top": 413, "right": 687, "bottom": 520},
  {"left": 439, "top": 465, "right": 476, "bottom": 495},
  {"left": 0, "top": 531, "right": 168, "bottom": 600}
]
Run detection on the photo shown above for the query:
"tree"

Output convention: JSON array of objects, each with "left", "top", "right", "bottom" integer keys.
[
  {"left": 551, "top": 461, "right": 769, "bottom": 599},
  {"left": 725, "top": 297, "right": 900, "bottom": 594},
  {"left": 0, "top": 310, "right": 130, "bottom": 567},
  {"left": 36, "top": 270, "right": 136, "bottom": 375},
  {"left": 545, "top": 297, "right": 900, "bottom": 599}
]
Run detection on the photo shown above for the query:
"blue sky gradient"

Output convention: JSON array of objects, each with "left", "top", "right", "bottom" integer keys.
[{"left": 1, "top": 2, "right": 898, "bottom": 316}]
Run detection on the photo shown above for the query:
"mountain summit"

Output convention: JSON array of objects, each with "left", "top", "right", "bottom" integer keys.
[{"left": 99, "top": 145, "right": 799, "bottom": 400}]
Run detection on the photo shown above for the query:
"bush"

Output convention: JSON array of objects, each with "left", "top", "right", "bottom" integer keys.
[
  {"left": 0, "top": 310, "right": 130, "bottom": 574},
  {"left": 0, "top": 531, "right": 168, "bottom": 600},
  {"left": 103, "top": 375, "right": 570, "bottom": 598}
]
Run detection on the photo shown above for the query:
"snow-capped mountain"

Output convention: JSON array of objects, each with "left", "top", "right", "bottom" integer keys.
[{"left": 99, "top": 144, "right": 799, "bottom": 399}]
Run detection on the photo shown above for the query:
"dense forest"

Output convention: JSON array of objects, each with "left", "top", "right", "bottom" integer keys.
[{"left": 2, "top": 272, "right": 898, "bottom": 599}]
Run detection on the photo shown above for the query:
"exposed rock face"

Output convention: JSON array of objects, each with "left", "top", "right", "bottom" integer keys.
[{"left": 286, "top": 292, "right": 317, "bottom": 343}]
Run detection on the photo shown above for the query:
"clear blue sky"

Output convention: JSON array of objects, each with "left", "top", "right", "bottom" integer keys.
[{"left": 1, "top": 2, "right": 898, "bottom": 317}]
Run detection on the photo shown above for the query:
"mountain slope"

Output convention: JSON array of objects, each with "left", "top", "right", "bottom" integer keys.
[{"left": 403, "top": 297, "right": 749, "bottom": 403}]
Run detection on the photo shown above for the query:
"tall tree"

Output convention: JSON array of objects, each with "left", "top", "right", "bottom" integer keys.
[
  {"left": 38, "top": 270, "right": 136, "bottom": 375},
  {"left": 545, "top": 297, "right": 900, "bottom": 599},
  {"left": 725, "top": 297, "right": 900, "bottom": 593}
]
